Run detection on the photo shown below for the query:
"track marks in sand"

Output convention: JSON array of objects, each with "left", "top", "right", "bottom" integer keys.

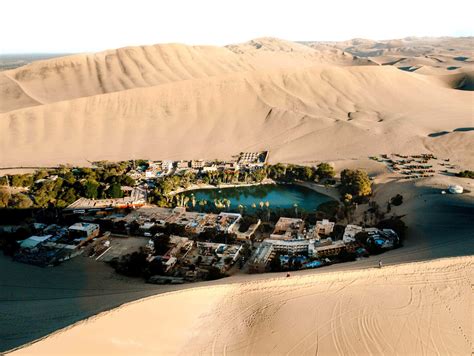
[{"left": 13, "top": 258, "right": 473, "bottom": 356}]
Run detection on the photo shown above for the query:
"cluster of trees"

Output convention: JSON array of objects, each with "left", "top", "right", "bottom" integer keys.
[
  {"left": 456, "top": 170, "right": 474, "bottom": 179},
  {"left": 1, "top": 160, "right": 337, "bottom": 210},
  {"left": 0, "top": 164, "right": 136, "bottom": 209},
  {"left": 339, "top": 169, "right": 372, "bottom": 201},
  {"left": 0, "top": 188, "right": 34, "bottom": 209},
  {"left": 148, "top": 163, "right": 335, "bottom": 208},
  {"left": 266, "top": 162, "right": 335, "bottom": 182}
]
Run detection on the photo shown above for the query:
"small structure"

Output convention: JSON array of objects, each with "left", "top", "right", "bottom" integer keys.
[
  {"left": 448, "top": 185, "right": 463, "bottom": 194},
  {"left": 217, "top": 212, "right": 242, "bottom": 233},
  {"left": 191, "top": 160, "right": 205, "bottom": 169},
  {"left": 238, "top": 151, "right": 268, "bottom": 166},
  {"left": 176, "top": 161, "right": 190, "bottom": 169},
  {"left": 20, "top": 235, "right": 52, "bottom": 249},
  {"left": 68, "top": 223, "right": 100, "bottom": 240},
  {"left": 343, "top": 224, "right": 363, "bottom": 243},
  {"left": 315, "top": 219, "right": 335, "bottom": 236},
  {"left": 248, "top": 242, "right": 274, "bottom": 273},
  {"left": 270, "top": 217, "right": 304, "bottom": 240},
  {"left": 314, "top": 240, "right": 347, "bottom": 258},
  {"left": 264, "top": 239, "right": 312, "bottom": 255}
]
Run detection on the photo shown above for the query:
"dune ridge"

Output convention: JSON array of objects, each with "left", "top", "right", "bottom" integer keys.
[
  {"left": 0, "top": 37, "right": 472, "bottom": 168},
  {"left": 1, "top": 63, "right": 472, "bottom": 168},
  {"left": 10, "top": 256, "right": 473, "bottom": 355}
]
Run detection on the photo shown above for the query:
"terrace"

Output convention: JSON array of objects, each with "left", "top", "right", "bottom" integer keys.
[{"left": 270, "top": 217, "right": 305, "bottom": 240}]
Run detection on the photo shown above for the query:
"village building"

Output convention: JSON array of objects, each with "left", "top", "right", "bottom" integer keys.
[
  {"left": 270, "top": 217, "right": 305, "bottom": 240},
  {"left": 315, "top": 219, "right": 335, "bottom": 236},
  {"left": 20, "top": 235, "right": 53, "bottom": 250},
  {"left": 265, "top": 239, "right": 312, "bottom": 255},
  {"left": 237, "top": 151, "right": 268, "bottom": 166},
  {"left": 191, "top": 160, "right": 205, "bottom": 169},
  {"left": 343, "top": 224, "right": 363, "bottom": 243},
  {"left": 314, "top": 240, "right": 347, "bottom": 258},
  {"left": 68, "top": 222, "right": 100, "bottom": 240},
  {"left": 248, "top": 242, "right": 274, "bottom": 273},
  {"left": 176, "top": 161, "right": 190, "bottom": 169}
]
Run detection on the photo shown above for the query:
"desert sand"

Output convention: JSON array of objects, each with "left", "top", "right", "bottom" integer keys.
[
  {"left": 0, "top": 37, "right": 472, "bottom": 168},
  {"left": 10, "top": 256, "right": 473, "bottom": 356}
]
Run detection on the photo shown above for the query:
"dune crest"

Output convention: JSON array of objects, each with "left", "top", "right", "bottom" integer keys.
[
  {"left": 0, "top": 37, "right": 473, "bottom": 167},
  {"left": 10, "top": 256, "right": 473, "bottom": 355}
]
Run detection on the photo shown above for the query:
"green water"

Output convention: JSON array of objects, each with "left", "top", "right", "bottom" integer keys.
[{"left": 184, "top": 184, "right": 333, "bottom": 212}]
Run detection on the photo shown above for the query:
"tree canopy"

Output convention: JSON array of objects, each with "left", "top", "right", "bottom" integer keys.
[{"left": 340, "top": 169, "right": 372, "bottom": 197}]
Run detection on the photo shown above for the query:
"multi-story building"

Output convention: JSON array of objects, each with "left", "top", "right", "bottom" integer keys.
[
  {"left": 315, "top": 219, "right": 335, "bottom": 236},
  {"left": 270, "top": 217, "right": 305, "bottom": 240}
]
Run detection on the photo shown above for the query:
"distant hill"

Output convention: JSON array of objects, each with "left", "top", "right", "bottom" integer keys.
[
  {"left": 0, "top": 37, "right": 472, "bottom": 168},
  {"left": 0, "top": 53, "right": 71, "bottom": 71}
]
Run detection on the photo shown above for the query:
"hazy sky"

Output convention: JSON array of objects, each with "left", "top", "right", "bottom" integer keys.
[{"left": 1, "top": 0, "right": 473, "bottom": 53}]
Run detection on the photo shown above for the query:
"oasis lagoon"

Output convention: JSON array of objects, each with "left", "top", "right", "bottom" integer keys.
[{"left": 183, "top": 184, "right": 334, "bottom": 213}]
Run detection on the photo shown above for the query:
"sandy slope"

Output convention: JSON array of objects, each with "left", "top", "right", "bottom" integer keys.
[
  {"left": 0, "top": 38, "right": 362, "bottom": 113},
  {"left": 1, "top": 64, "right": 472, "bottom": 168},
  {"left": 10, "top": 256, "right": 473, "bottom": 356},
  {"left": 1, "top": 37, "right": 472, "bottom": 168}
]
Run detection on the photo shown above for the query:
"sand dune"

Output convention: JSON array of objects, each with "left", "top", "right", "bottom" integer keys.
[
  {"left": 10, "top": 256, "right": 473, "bottom": 356},
  {"left": 1, "top": 63, "right": 472, "bottom": 168},
  {"left": 1, "top": 38, "right": 370, "bottom": 114},
  {"left": 0, "top": 44, "right": 253, "bottom": 112},
  {"left": 0, "top": 37, "right": 472, "bottom": 169}
]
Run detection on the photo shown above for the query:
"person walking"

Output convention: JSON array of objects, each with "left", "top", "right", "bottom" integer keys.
[{"left": 378, "top": 260, "right": 383, "bottom": 268}]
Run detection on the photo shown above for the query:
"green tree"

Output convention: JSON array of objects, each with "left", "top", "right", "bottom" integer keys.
[
  {"left": 34, "top": 170, "right": 49, "bottom": 181},
  {"left": 316, "top": 163, "right": 335, "bottom": 180},
  {"left": 10, "top": 193, "right": 33, "bottom": 208},
  {"left": 107, "top": 183, "right": 123, "bottom": 198},
  {"left": 61, "top": 188, "right": 77, "bottom": 204},
  {"left": 0, "top": 187, "right": 11, "bottom": 207},
  {"left": 83, "top": 179, "right": 100, "bottom": 199},
  {"left": 11, "top": 174, "right": 33, "bottom": 187},
  {"left": 63, "top": 171, "right": 76, "bottom": 185},
  {"left": 340, "top": 169, "right": 372, "bottom": 197}
]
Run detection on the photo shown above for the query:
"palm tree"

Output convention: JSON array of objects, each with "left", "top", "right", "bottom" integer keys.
[
  {"left": 183, "top": 196, "right": 190, "bottom": 207},
  {"left": 199, "top": 199, "right": 205, "bottom": 212}
]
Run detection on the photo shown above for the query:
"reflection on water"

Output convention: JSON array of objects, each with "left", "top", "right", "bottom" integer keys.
[{"left": 183, "top": 184, "right": 333, "bottom": 212}]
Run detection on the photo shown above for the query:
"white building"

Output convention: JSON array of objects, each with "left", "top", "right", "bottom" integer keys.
[
  {"left": 343, "top": 224, "right": 363, "bottom": 243},
  {"left": 249, "top": 242, "right": 274, "bottom": 273},
  {"left": 202, "top": 165, "right": 218, "bottom": 172},
  {"left": 162, "top": 160, "right": 174, "bottom": 173},
  {"left": 68, "top": 223, "right": 100, "bottom": 239},
  {"left": 270, "top": 217, "right": 304, "bottom": 240},
  {"left": 264, "top": 239, "right": 312, "bottom": 255},
  {"left": 315, "top": 219, "right": 335, "bottom": 236},
  {"left": 20, "top": 235, "right": 52, "bottom": 249},
  {"left": 217, "top": 212, "right": 242, "bottom": 233}
]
